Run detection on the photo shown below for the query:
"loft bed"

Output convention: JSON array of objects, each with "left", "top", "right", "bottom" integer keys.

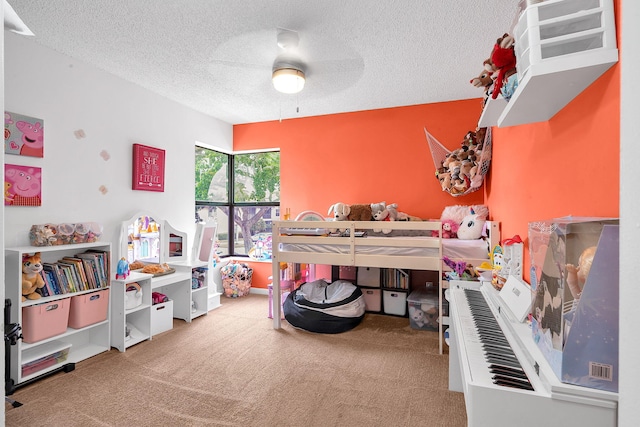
[{"left": 271, "top": 219, "right": 501, "bottom": 354}]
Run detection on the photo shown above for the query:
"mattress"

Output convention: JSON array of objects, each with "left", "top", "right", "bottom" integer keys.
[{"left": 279, "top": 237, "right": 489, "bottom": 260}]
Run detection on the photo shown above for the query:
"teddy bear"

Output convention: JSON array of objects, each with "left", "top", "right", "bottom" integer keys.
[{"left": 22, "top": 252, "right": 46, "bottom": 301}]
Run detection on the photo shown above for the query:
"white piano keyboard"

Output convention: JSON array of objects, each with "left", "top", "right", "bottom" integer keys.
[{"left": 448, "top": 281, "right": 618, "bottom": 427}]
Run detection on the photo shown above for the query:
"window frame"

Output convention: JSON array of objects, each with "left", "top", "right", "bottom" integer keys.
[{"left": 195, "top": 146, "right": 280, "bottom": 258}]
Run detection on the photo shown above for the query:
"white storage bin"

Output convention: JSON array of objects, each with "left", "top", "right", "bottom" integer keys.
[
  {"left": 382, "top": 290, "right": 407, "bottom": 316},
  {"left": 514, "top": 0, "right": 616, "bottom": 81},
  {"left": 357, "top": 267, "right": 380, "bottom": 287},
  {"left": 151, "top": 300, "right": 173, "bottom": 335},
  {"left": 361, "top": 288, "right": 381, "bottom": 312}
]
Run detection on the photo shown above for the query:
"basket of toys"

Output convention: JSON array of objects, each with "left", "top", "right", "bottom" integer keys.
[{"left": 220, "top": 262, "right": 253, "bottom": 298}]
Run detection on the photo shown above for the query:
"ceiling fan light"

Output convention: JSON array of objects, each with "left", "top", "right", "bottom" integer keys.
[{"left": 272, "top": 68, "right": 305, "bottom": 94}]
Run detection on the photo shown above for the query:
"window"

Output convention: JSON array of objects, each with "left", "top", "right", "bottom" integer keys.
[{"left": 195, "top": 146, "right": 280, "bottom": 259}]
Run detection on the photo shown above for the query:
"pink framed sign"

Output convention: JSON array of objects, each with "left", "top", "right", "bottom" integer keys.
[{"left": 132, "top": 143, "right": 165, "bottom": 192}]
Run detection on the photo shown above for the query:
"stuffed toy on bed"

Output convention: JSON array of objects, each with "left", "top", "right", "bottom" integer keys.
[
  {"left": 457, "top": 208, "right": 487, "bottom": 240},
  {"left": 327, "top": 202, "right": 373, "bottom": 222},
  {"left": 386, "top": 203, "right": 422, "bottom": 222},
  {"left": 371, "top": 201, "right": 392, "bottom": 234}
]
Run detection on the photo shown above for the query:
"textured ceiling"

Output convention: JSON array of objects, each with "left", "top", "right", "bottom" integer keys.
[{"left": 9, "top": 0, "right": 518, "bottom": 125}]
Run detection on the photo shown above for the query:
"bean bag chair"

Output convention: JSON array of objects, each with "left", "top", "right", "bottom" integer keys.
[{"left": 283, "top": 279, "right": 366, "bottom": 333}]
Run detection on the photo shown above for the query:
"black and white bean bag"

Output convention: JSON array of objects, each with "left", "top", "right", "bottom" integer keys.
[{"left": 283, "top": 279, "right": 366, "bottom": 334}]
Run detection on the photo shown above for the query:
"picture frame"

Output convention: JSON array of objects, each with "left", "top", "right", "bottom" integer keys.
[
  {"left": 4, "top": 111, "right": 44, "bottom": 158},
  {"left": 132, "top": 143, "right": 165, "bottom": 192},
  {"left": 4, "top": 164, "right": 42, "bottom": 206}
]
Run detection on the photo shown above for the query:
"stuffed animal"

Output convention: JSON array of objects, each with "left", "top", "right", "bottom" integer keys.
[
  {"left": 327, "top": 202, "right": 373, "bottom": 222},
  {"left": 470, "top": 62, "right": 495, "bottom": 104},
  {"left": 409, "top": 305, "right": 439, "bottom": 330},
  {"left": 386, "top": 203, "right": 422, "bottom": 222},
  {"left": 409, "top": 305, "right": 426, "bottom": 328},
  {"left": 432, "top": 218, "right": 459, "bottom": 239},
  {"left": 370, "top": 201, "right": 392, "bottom": 234},
  {"left": 22, "top": 252, "right": 45, "bottom": 301},
  {"left": 328, "top": 202, "right": 350, "bottom": 221},
  {"left": 490, "top": 33, "right": 518, "bottom": 100},
  {"left": 457, "top": 208, "right": 487, "bottom": 240}
]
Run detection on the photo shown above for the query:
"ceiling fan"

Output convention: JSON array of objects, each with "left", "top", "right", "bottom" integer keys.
[
  {"left": 208, "top": 27, "right": 364, "bottom": 97},
  {"left": 271, "top": 28, "right": 306, "bottom": 94}
]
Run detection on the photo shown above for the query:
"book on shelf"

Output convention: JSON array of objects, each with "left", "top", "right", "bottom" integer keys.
[
  {"left": 61, "top": 257, "right": 91, "bottom": 290},
  {"left": 35, "top": 271, "right": 51, "bottom": 297},
  {"left": 74, "top": 250, "right": 109, "bottom": 288},
  {"left": 42, "top": 263, "right": 69, "bottom": 294},
  {"left": 382, "top": 268, "right": 409, "bottom": 290},
  {"left": 56, "top": 261, "right": 82, "bottom": 292},
  {"left": 42, "top": 268, "right": 61, "bottom": 295},
  {"left": 36, "top": 249, "right": 110, "bottom": 296}
]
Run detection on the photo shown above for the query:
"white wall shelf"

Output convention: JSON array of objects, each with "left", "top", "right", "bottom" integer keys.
[{"left": 479, "top": 0, "right": 618, "bottom": 128}]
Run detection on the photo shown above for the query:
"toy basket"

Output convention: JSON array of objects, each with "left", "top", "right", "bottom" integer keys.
[
  {"left": 425, "top": 127, "right": 492, "bottom": 197},
  {"left": 220, "top": 262, "right": 253, "bottom": 298}
]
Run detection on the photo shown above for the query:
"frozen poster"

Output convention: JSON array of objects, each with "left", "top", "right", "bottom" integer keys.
[
  {"left": 4, "top": 164, "right": 42, "bottom": 206},
  {"left": 4, "top": 111, "right": 44, "bottom": 157}
]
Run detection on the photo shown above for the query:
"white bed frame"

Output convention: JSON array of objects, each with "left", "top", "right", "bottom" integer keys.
[{"left": 271, "top": 220, "right": 500, "bottom": 354}]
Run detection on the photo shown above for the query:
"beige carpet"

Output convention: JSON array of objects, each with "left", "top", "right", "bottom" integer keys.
[{"left": 5, "top": 294, "right": 467, "bottom": 427}]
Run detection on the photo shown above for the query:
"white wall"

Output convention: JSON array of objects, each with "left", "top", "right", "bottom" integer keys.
[
  {"left": 619, "top": 1, "right": 639, "bottom": 425},
  {"left": 3, "top": 33, "right": 232, "bottom": 256}
]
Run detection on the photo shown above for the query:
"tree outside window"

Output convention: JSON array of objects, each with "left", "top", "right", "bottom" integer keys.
[{"left": 195, "top": 146, "right": 280, "bottom": 259}]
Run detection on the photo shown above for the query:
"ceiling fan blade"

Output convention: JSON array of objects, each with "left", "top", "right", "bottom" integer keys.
[
  {"left": 305, "top": 57, "right": 364, "bottom": 76},
  {"left": 209, "top": 59, "right": 269, "bottom": 71}
]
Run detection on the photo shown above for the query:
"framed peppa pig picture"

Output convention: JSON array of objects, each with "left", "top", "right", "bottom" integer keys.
[
  {"left": 4, "top": 164, "right": 42, "bottom": 206},
  {"left": 4, "top": 111, "right": 44, "bottom": 158}
]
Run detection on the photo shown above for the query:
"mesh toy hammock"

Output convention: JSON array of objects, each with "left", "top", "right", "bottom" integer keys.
[{"left": 424, "top": 127, "right": 492, "bottom": 197}]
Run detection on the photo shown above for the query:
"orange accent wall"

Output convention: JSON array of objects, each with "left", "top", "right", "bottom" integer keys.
[
  {"left": 235, "top": 101, "right": 485, "bottom": 221},
  {"left": 485, "top": 0, "right": 621, "bottom": 282}
]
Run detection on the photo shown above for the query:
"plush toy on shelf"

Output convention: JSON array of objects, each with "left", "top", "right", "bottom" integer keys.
[
  {"left": 22, "top": 252, "right": 45, "bottom": 301},
  {"left": 469, "top": 60, "right": 495, "bottom": 104},
  {"left": 490, "top": 33, "right": 518, "bottom": 101}
]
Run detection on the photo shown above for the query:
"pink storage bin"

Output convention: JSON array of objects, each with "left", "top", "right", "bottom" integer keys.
[
  {"left": 361, "top": 288, "right": 381, "bottom": 312},
  {"left": 68, "top": 288, "right": 110, "bottom": 329},
  {"left": 22, "top": 298, "right": 71, "bottom": 343}
]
